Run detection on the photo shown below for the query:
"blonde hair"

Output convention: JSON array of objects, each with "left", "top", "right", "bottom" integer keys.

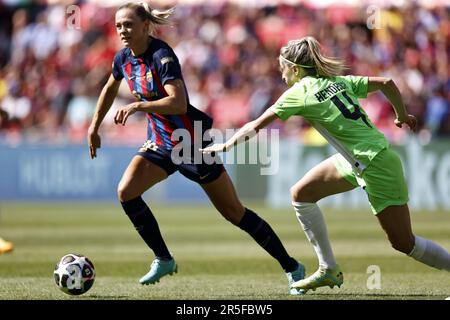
[
  {"left": 117, "top": 2, "right": 174, "bottom": 33},
  {"left": 280, "top": 36, "right": 346, "bottom": 77}
]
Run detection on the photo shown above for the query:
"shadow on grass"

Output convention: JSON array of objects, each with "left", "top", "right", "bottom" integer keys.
[
  {"left": 83, "top": 295, "right": 130, "bottom": 300},
  {"left": 295, "top": 292, "right": 445, "bottom": 300}
]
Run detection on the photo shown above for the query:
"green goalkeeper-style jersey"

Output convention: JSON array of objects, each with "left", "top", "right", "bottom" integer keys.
[{"left": 269, "top": 75, "right": 389, "bottom": 174}]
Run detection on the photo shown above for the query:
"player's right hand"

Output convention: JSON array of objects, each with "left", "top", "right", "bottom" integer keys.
[
  {"left": 87, "top": 128, "right": 101, "bottom": 159},
  {"left": 394, "top": 114, "right": 417, "bottom": 132}
]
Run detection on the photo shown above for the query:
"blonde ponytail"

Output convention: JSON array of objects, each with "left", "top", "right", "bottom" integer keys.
[
  {"left": 138, "top": 2, "right": 174, "bottom": 26},
  {"left": 280, "top": 36, "right": 346, "bottom": 77},
  {"left": 117, "top": 2, "right": 174, "bottom": 34}
]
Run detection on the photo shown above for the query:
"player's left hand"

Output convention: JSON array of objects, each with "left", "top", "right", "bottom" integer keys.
[
  {"left": 394, "top": 114, "right": 417, "bottom": 132},
  {"left": 114, "top": 102, "right": 140, "bottom": 125},
  {"left": 200, "top": 143, "right": 227, "bottom": 154}
]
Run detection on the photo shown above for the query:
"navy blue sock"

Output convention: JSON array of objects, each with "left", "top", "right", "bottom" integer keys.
[
  {"left": 121, "top": 197, "right": 171, "bottom": 260},
  {"left": 238, "top": 208, "right": 298, "bottom": 273}
]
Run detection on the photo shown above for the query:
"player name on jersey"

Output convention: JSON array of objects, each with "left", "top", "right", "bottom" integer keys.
[{"left": 314, "top": 82, "right": 347, "bottom": 102}]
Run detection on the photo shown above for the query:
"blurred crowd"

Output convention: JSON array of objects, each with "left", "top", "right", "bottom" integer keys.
[{"left": 0, "top": 2, "right": 449, "bottom": 146}]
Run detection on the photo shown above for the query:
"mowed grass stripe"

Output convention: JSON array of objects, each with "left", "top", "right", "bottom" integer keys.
[
  {"left": 0, "top": 203, "right": 449, "bottom": 299},
  {"left": 0, "top": 256, "right": 447, "bottom": 275},
  {"left": 0, "top": 274, "right": 448, "bottom": 300}
]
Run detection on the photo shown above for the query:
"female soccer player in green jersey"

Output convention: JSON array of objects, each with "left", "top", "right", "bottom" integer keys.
[{"left": 201, "top": 36, "right": 450, "bottom": 293}]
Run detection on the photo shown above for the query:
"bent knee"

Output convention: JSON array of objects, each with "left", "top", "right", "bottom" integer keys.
[
  {"left": 290, "top": 184, "right": 319, "bottom": 203},
  {"left": 390, "top": 237, "right": 415, "bottom": 254},
  {"left": 117, "top": 185, "right": 127, "bottom": 202},
  {"left": 219, "top": 205, "right": 245, "bottom": 225},
  {"left": 117, "top": 183, "right": 137, "bottom": 203}
]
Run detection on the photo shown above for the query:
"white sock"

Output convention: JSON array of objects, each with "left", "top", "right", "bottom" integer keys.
[
  {"left": 408, "top": 236, "right": 450, "bottom": 271},
  {"left": 292, "top": 201, "right": 337, "bottom": 269}
]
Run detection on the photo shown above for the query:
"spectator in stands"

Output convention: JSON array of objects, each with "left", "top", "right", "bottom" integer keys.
[{"left": 0, "top": 2, "right": 448, "bottom": 144}]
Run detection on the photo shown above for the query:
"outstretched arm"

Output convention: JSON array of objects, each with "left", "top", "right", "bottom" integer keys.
[
  {"left": 200, "top": 109, "right": 279, "bottom": 153},
  {"left": 88, "top": 74, "right": 121, "bottom": 159},
  {"left": 368, "top": 77, "right": 417, "bottom": 131}
]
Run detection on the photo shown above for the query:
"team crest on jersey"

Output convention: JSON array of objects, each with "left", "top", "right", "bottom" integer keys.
[{"left": 146, "top": 71, "right": 153, "bottom": 82}]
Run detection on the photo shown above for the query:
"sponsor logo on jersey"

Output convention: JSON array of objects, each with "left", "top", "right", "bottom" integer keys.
[{"left": 161, "top": 57, "right": 174, "bottom": 65}]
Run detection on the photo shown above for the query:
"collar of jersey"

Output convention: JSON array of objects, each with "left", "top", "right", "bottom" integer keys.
[{"left": 130, "top": 36, "right": 155, "bottom": 60}]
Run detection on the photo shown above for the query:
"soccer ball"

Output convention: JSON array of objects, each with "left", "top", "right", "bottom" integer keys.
[{"left": 54, "top": 253, "right": 95, "bottom": 295}]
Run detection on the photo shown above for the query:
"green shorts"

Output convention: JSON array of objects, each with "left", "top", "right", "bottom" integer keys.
[{"left": 331, "top": 148, "right": 409, "bottom": 215}]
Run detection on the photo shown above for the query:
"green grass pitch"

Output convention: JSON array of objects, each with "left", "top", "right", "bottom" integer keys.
[{"left": 0, "top": 202, "right": 449, "bottom": 300}]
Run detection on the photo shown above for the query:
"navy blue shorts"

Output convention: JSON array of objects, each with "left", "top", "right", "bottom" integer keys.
[{"left": 136, "top": 141, "right": 225, "bottom": 184}]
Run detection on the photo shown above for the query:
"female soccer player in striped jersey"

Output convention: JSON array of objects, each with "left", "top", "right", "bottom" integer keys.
[
  {"left": 87, "top": 2, "right": 305, "bottom": 294},
  {"left": 201, "top": 36, "right": 450, "bottom": 293}
]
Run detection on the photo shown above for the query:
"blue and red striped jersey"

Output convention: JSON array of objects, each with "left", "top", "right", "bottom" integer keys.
[{"left": 111, "top": 37, "right": 212, "bottom": 151}]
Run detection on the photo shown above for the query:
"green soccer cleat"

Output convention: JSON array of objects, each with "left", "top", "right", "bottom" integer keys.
[
  {"left": 286, "top": 262, "right": 306, "bottom": 295},
  {"left": 139, "top": 257, "right": 178, "bottom": 285},
  {"left": 291, "top": 265, "right": 343, "bottom": 293}
]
